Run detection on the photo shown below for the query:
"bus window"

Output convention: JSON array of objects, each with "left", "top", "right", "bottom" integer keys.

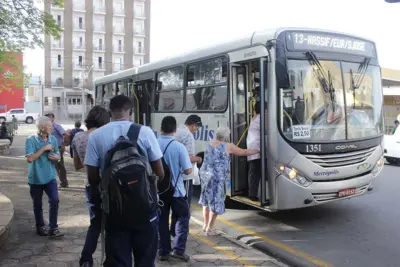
[
  {"left": 186, "top": 85, "right": 227, "bottom": 111},
  {"left": 155, "top": 66, "right": 184, "bottom": 112},
  {"left": 187, "top": 57, "right": 227, "bottom": 86},
  {"left": 186, "top": 57, "right": 228, "bottom": 112}
]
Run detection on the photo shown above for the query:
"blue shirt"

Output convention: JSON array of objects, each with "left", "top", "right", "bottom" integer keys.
[
  {"left": 51, "top": 122, "right": 66, "bottom": 147},
  {"left": 84, "top": 121, "right": 163, "bottom": 173},
  {"left": 25, "top": 135, "right": 59, "bottom": 185},
  {"left": 158, "top": 136, "right": 192, "bottom": 198}
]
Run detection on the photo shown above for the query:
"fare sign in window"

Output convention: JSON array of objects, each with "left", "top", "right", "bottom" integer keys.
[{"left": 286, "top": 31, "right": 376, "bottom": 58}]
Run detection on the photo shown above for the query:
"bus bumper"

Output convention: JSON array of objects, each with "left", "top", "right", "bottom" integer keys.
[{"left": 274, "top": 171, "right": 378, "bottom": 210}]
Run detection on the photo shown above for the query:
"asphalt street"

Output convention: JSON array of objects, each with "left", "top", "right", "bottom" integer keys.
[{"left": 5, "top": 126, "right": 400, "bottom": 267}]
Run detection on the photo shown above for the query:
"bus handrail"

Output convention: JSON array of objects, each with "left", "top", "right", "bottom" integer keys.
[{"left": 131, "top": 88, "right": 140, "bottom": 123}]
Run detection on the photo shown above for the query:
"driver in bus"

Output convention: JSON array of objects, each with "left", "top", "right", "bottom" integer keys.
[{"left": 246, "top": 101, "right": 267, "bottom": 202}]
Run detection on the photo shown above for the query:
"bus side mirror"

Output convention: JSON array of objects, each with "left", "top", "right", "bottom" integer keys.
[{"left": 275, "top": 60, "right": 290, "bottom": 89}]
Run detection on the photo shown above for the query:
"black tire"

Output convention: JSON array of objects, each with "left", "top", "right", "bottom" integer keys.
[
  {"left": 26, "top": 117, "right": 33, "bottom": 124},
  {"left": 386, "top": 158, "right": 397, "bottom": 165}
]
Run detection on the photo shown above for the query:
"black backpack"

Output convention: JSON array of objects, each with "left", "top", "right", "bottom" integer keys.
[
  {"left": 100, "top": 123, "right": 157, "bottom": 229},
  {"left": 157, "top": 140, "right": 177, "bottom": 201}
]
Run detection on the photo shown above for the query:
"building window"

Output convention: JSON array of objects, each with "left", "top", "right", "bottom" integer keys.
[
  {"left": 118, "top": 40, "right": 122, "bottom": 52},
  {"left": 79, "top": 17, "right": 83, "bottom": 29},
  {"left": 57, "top": 15, "right": 61, "bottom": 26},
  {"left": 99, "top": 39, "right": 103, "bottom": 50},
  {"left": 135, "top": 3, "right": 144, "bottom": 17},
  {"left": 134, "top": 21, "right": 144, "bottom": 35},
  {"left": 79, "top": 37, "right": 83, "bottom": 47},
  {"left": 136, "top": 41, "right": 142, "bottom": 53},
  {"left": 98, "top": 57, "right": 102, "bottom": 69},
  {"left": 57, "top": 55, "right": 61, "bottom": 67},
  {"left": 78, "top": 56, "right": 83, "bottom": 66}
]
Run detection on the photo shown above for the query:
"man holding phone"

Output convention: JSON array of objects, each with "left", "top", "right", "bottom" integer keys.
[{"left": 25, "top": 116, "right": 64, "bottom": 238}]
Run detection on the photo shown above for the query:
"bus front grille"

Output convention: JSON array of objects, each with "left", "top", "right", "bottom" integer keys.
[
  {"left": 303, "top": 147, "right": 376, "bottom": 168},
  {"left": 312, "top": 184, "right": 370, "bottom": 202}
]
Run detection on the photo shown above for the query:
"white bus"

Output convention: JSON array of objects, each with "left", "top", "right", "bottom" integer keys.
[{"left": 94, "top": 27, "right": 384, "bottom": 211}]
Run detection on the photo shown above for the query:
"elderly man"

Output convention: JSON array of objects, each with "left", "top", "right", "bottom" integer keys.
[
  {"left": 25, "top": 116, "right": 64, "bottom": 237},
  {"left": 45, "top": 113, "right": 69, "bottom": 188}
]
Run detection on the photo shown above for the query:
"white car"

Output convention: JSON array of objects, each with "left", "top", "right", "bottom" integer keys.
[
  {"left": 0, "top": 108, "right": 40, "bottom": 124},
  {"left": 384, "top": 129, "right": 400, "bottom": 164}
]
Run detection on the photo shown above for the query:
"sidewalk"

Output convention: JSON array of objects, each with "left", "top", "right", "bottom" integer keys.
[{"left": 0, "top": 163, "right": 285, "bottom": 267}]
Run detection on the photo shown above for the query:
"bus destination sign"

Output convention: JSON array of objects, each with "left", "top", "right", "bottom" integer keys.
[{"left": 286, "top": 31, "right": 376, "bottom": 57}]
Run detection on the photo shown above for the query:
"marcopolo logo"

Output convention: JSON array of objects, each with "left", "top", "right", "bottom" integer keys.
[
  {"left": 314, "top": 170, "right": 339, "bottom": 177},
  {"left": 335, "top": 144, "right": 358, "bottom": 150},
  {"left": 152, "top": 125, "right": 215, "bottom": 142}
]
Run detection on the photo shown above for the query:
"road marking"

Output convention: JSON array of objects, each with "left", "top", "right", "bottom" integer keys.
[
  {"left": 193, "top": 205, "right": 334, "bottom": 267},
  {"left": 189, "top": 229, "right": 255, "bottom": 267}
]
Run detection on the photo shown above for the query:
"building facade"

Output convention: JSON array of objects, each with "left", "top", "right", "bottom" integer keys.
[
  {"left": 0, "top": 52, "right": 24, "bottom": 112},
  {"left": 43, "top": 0, "right": 150, "bottom": 120}
]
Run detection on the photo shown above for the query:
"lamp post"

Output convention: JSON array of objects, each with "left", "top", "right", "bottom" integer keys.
[{"left": 79, "top": 65, "right": 93, "bottom": 120}]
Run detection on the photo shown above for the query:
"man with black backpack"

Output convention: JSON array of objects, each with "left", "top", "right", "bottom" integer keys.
[
  {"left": 84, "top": 95, "right": 164, "bottom": 267},
  {"left": 157, "top": 116, "right": 192, "bottom": 262}
]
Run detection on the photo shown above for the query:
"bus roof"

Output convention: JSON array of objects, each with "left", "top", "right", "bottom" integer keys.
[{"left": 95, "top": 27, "right": 375, "bottom": 85}]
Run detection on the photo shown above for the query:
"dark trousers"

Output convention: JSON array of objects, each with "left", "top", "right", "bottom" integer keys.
[
  {"left": 159, "top": 196, "right": 190, "bottom": 256},
  {"left": 55, "top": 149, "right": 68, "bottom": 187},
  {"left": 170, "top": 179, "right": 192, "bottom": 236},
  {"left": 248, "top": 159, "right": 261, "bottom": 198},
  {"left": 29, "top": 179, "right": 59, "bottom": 229},
  {"left": 104, "top": 213, "right": 159, "bottom": 267},
  {"left": 80, "top": 185, "right": 102, "bottom": 266}
]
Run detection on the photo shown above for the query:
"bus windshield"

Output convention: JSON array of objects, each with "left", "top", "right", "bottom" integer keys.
[{"left": 280, "top": 59, "right": 383, "bottom": 142}]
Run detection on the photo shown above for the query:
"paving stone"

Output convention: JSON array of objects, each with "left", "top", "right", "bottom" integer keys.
[
  {"left": 50, "top": 253, "right": 79, "bottom": 262},
  {"left": 8, "top": 249, "right": 33, "bottom": 259},
  {"left": 61, "top": 244, "right": 84, "bottom": 253},
  {"left": 37, "top": 262, "right": 69, "bottom": 267},
  {"left": 0, "top": 166, "right": 285, "bottom": 267}
]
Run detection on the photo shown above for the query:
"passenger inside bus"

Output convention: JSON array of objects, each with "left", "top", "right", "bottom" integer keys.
[{"left": 246, "top": 101, "right": 267, "bottom": 201}]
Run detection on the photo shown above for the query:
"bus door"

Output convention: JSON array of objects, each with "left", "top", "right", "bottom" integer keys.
[
  {"left": 230, "top": 59, "right": 269, "bottom": 207},
  {"left": 134, "top": 80, "right": 154, "bottom": 127},
  {"left": 231, "top": 64, "right": 249, "bottom": 196}
]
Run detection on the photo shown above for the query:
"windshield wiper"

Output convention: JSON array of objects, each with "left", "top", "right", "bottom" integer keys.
[
  {"left": 305, "top": 52, "right": 336, "bottom": 112},
  {"left": 349, "top": 57, "right": 371, "bottom": 109}
]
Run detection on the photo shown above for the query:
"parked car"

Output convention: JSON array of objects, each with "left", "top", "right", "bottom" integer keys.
[
  {"left": 0, "top": 109, "right": 40, "bottom": 124},
  {"left": 384, "top": 129, "right": 400, "bottom": 164}
]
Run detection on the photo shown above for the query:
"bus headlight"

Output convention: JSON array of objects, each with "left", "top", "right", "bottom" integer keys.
[
  {"left": 372, "top": 157, "right": 384, "bottom": 177},
  {"left": 278, "top": 164, "right": 312, "bottom": 187}
]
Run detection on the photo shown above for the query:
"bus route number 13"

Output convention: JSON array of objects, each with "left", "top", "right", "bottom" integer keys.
[{"left": 306, "top": 144, "right": 322, "bottom": 153}]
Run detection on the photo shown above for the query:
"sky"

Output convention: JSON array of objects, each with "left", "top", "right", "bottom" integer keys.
[{"left": 23, "top": 0, "right": 400, "bottom": 76}]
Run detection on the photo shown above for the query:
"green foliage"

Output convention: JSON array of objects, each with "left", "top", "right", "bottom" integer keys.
[{"left": 0, "top": 0, "right": 64, "bottom": 50}]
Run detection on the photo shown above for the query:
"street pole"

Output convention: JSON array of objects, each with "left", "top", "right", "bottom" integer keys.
[{"left": 80, "top": 65, "right": 93, "bottom": 121}]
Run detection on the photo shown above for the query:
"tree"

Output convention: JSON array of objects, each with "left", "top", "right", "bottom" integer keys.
[{"left": 0, "top": 0, "right": 64, "bottom": 93}]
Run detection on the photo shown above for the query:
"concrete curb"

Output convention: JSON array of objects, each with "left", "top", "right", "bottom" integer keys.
[
  {"left": 190, "top": 215, "right": 290, "bottom": 267},
  {"left": 0, "top": 193, "right": 14, "bottom": 248},
  {"left": 236, "top": 234, "right": 319, "bottom": 267}
]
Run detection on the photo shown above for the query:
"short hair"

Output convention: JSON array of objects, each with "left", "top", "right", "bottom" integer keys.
[
  {"left": 161, "top": 116, "right": 177, "bottom": 134},
  {"left": 395, "top": 120, "right": 399, "bottom": 124},
  {"left": 36, "top": 116, "right": 51, "bottom": 129},
  {"left": 185, "top": 115, "right": 202, "bottom": 127},
  {"left": 75, "top": 121, "right": 81, "bottom": 128},
  {"left": 109, "top": 95, "right": 133, "bottom": 112},
  {"left": 215, "top": 126, "right": 230, "bottom": 141},
  {"left": 85, "top": 106, "right": 110, "bottom": 130},
  {"left": 45, "top": 112, "right": 55, "bottom": 118}
]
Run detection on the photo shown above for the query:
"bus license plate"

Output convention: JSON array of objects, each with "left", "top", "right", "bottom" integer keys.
[{"left": 338, "top": 188, "right": 356, "bottom": 198}]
